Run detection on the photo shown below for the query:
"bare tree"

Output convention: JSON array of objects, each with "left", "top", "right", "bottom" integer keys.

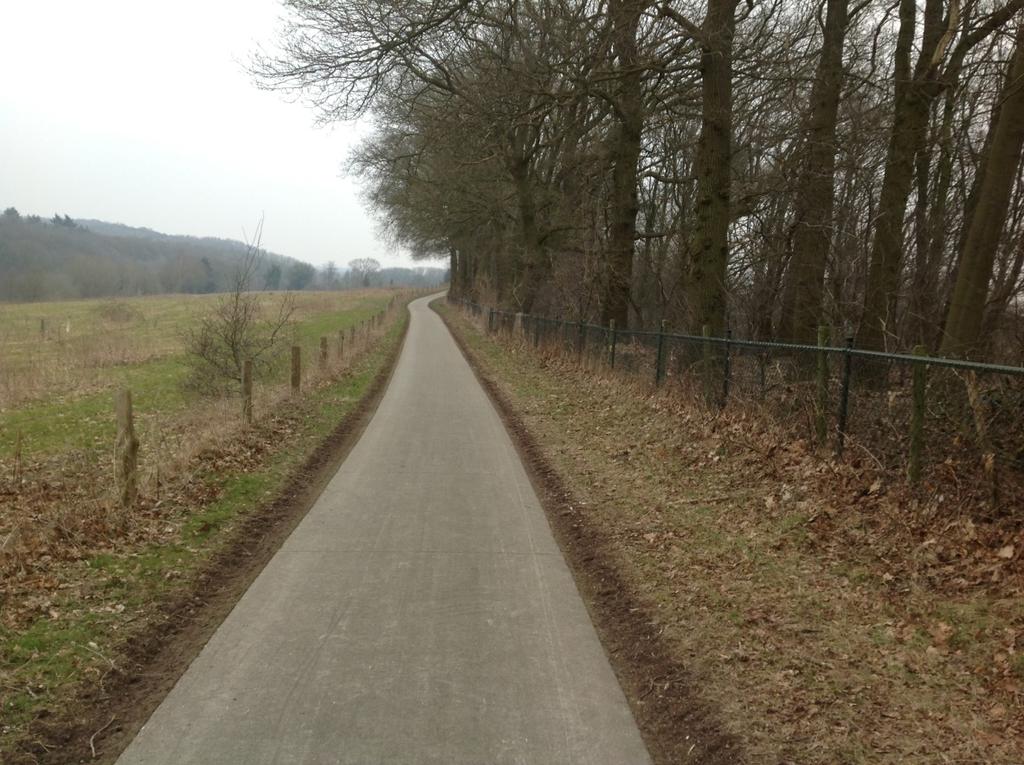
[
  {"left": 184, "top": 219, "right": 295, "bottom": 393},
  {"left": 777, "top": 0, "right": 856, "bottom": 344},
  {"left": 322, "top": 260, "right": 340, "bottom": 289},
  {"left": 942, "top": 19, "right": 1024, "bottom": 355},
  {"left": 259, "top": 0, "right": 1024, "bottom": 360},
  {"left": 348, "top": 257, "right": 381, "bottom": 287}
]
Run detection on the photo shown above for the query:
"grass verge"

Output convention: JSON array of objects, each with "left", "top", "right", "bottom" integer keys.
[{"left": 437, "top": 300, "right": 1024, "bottom": 765}]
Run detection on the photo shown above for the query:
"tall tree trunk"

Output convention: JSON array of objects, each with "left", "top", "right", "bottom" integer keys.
[
  {"left": 506, "top": 149, "right": 549, "bottom": 313},
  {"left": 686, "top": 0, "right": 739, "bottom": 335},
  {"left": 449, "top": 246, "right": 459, "bottom": 295},
  {"left": 941, "top": 23, "right": 1024, "bottom": 356},
  {"left": 460, "top": 246, "right": 472, "bottom": 294},
  {"left": 909, "top": 74, "right": 960, "bottom": 346},
  {"left": 778, "top": 0, "right": 851, "bottom": 343},
  {"left": 602, "top": 0, "right": 645, "bottom": 328},
  {"left": 857, "top": 0, "right": 947, "bottom": 351}
]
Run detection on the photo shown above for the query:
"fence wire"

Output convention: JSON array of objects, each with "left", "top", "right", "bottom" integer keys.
[{"left": 457, "top": 297, "right": 1024, "bottom": 507}]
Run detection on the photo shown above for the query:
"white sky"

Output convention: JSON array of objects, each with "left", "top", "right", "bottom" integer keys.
[{"left": 0, "top": 0, "right": 424, "bottom": 269}]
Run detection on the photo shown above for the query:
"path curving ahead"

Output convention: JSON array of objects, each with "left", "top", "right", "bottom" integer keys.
[{"left": 117, "top": 295, "right": 651, "bottom": 765}]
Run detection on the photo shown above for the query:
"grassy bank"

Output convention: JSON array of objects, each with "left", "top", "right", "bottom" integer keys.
[
  {"left": 438, "top": 300, "right": 1024, "bottom": 765},
  {"left": 0, "top": 299, "right": 410, "bottom": 763}
]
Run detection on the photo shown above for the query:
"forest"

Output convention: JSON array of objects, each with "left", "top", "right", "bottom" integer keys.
[
  {"left": 257, "top": 0, "right": 1024, "bottom": 361},
  {"left": 0, "top": 209, "right": 446, "bottom": 301}
]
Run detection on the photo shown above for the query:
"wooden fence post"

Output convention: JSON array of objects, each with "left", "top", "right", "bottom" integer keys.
[
  {"left": 13, "top": 430, "right": 23, "bottom": 482},
  {"left": 319, "top": 336, "right": 328, "bottom": 370},
  {"left": 291, "top": 346, "right": 301, "bottom": 393},
  {"left": 115, "top": 389, "right": 139, "bottom": 509},
  {"left": 908, "top": 345, "right": 927, "bottom": 484},
  {"left": 337, "top": 329, "right": 345, "bottom": 359},
  {"left": 242, "top": 359, "right": 253, "bottom": 424}
]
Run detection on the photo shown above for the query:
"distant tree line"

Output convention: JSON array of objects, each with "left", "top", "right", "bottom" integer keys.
[
  {"left": 0, "top": 210, "right": 443, "bottom": 302},
  {"left": 314, "top": 257, "right": 447, "bottom": 290},
  {"left": 0, "top": 208, "right": 317, "bottom": 302},
  {"left": 257, "top": 0, "right": 1024, "bottom": 360}
]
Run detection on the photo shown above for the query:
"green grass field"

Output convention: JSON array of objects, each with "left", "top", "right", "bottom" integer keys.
[{"left": 0, "top": 290, "right": 394, "bottom": 457}]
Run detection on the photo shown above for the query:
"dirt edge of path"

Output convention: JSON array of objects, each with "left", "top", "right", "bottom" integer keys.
[
  {"left": 433, "top": 300, "right": 744, "bottom": 765},
  {"left": 33, "top": 310, "right": 411, "bottom": 765}
]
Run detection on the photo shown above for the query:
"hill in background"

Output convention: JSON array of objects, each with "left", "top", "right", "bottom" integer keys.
[{"left": 0, "top": 207, "right": 446, "bottom": 302}]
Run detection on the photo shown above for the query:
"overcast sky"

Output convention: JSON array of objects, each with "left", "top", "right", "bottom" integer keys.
[{"left": 0, "top": 0, "right": 423, "bottom": 269}]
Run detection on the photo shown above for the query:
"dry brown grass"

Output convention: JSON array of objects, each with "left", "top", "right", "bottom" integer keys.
[{"left": 0, "top": 290, "right": 396, "bottom": 409}]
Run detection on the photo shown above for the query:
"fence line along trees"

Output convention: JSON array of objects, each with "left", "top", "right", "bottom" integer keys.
[{"left": 258, "top": 0, "right": 1024, "bottom": 362}]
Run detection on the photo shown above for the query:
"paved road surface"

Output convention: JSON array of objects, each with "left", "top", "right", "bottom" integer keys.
[{"left": 118, "top": 294, "right": 651, "bottom": 765}]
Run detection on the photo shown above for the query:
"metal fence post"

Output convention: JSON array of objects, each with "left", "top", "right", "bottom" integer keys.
[
  {"left": 608, "top": 319, "right": 617, "bottom": 368},
  {"left": 722, "top": 328, "right": 732, "bottom": 407},
  {"left": 908, "top": 345, "right": 927, "bottom": 484},
  {"left": 835, "top": 336, "right": 854, "bottom": 457},
  {"left": 702, "top": 324, "right": 712, "bottom": 401},
  {"left": 655, "top": 320, "right": 668, "bottom": 386},
  {"left": 488, "top": 308, "right": 495, "bottom": 333},
  {"left": 816, "top": 326, "right": 829, "bottom": 444},
  {"left": 577, "top": 319, "right": 585, "bottom": 359}
]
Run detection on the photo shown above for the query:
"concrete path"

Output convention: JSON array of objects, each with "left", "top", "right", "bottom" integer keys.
[{"left": 118, "top": 295, "right": 651, "bottom": 765}]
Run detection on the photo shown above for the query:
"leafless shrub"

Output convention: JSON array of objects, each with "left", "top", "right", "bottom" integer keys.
[{"left": 184, "top": 220, "right": 295, "bottom": 394}]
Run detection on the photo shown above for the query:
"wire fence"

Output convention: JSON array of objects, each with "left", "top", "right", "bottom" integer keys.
[
  {"left": 0, "top": 293, "right": 419, "bottom": 576},
  {"left": 1, "top": 292, "right": 415, "bottom": 497},
  {"left": 0, "top": 290, "right": 403, "bottom": 410},
  {"left": 452, "top": 296, "right": 1024, "bottom": 511}
]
